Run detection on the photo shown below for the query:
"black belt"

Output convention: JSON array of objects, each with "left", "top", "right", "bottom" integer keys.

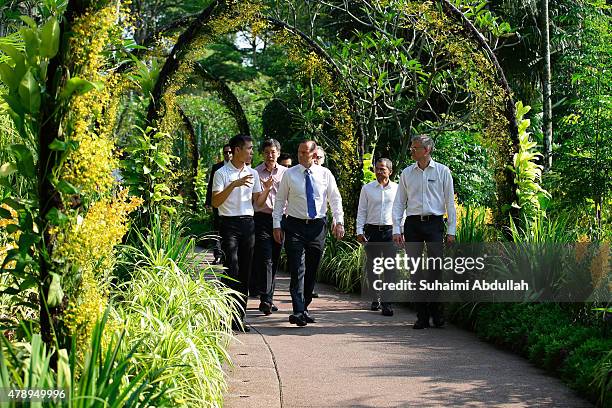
[
  {"left": 364, "top": 224, "right": 393, "bottom": 231},
  {"left": 287, "top": 215, "right": 324, "bottom": 224},
  {"left": 220, "top": 215, "right": 253, "bottom": 219},
  {"left": 406, "top": 215, "right": 443, "bottom": 222},
  {"left": 254, "top": 212, "right": 273, "bottom": 217}
]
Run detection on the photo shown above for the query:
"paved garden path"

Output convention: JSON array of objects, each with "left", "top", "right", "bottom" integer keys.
[{"left": 223, "top": 274, "right": 591, "bottom": 408}]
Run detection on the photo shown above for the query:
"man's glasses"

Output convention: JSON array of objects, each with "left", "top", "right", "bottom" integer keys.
[
  {"left": 316, "top": 155, "right": 324, "bottom": 159},
  {"left": 223, "top": 151, "right": 232, "bottom": 155},
  {"left": 410, "top": 146, "right": 425, "bottom": 151}
]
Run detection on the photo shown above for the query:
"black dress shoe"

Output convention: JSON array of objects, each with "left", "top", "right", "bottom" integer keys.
[
  {"left": 370, "top": 301, "right": 381, "bottom": 311},
  {"left": 412, "top": 320, "right": 430, "bottom": 329},
  {"left": 312, "top": 292, "right": 319, "bottom": 298},
  {"left": 432, "top": 316, "right": 445, "bottom": 328},
  {"left": 271, "top": 304, "right": 278, "bottom": 312},
  {"left": 381, "top": 303, "right": 394, "bottom": 316},
  {"left": 258, "top": 302, "right": 272, "bottom": 315},
  {"left": 303, "top": 311, "right": 315, "bottom": 323},
  {"left": 288, "top": 313, "right": 307, "bottom": 326}
]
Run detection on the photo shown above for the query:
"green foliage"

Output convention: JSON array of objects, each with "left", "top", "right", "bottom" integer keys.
[
  {"left": 361, "top": 153, "right": 376, "bottom": 184},
  {"left": 450, "top": 302, "right": 612, "bottom": 405},
  {"left": 433, "top": 131, "right": 496, "bottom": 206},
  {"left": 318, "top": 232, "right": 364, "bottom": 293},
  {"left": 510, "top": 102, "right": 550, "bottom": 224},
  {"left": 0, "top": 309, "right": 169, "bottom": 407},
  {"left": 121, "top": 126, "right": 183, "bottom": 215},
  {"left": 548, "top": 0, "right": 611, "bottom": 240},
  {"left": 455, "top": 205, "right": 492, "bottom": 243},
  {"left": 115, "top": 215, "right": 238, "bottom": 407}
]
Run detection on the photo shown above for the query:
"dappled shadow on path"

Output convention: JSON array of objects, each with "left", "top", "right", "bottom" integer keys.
[{"left": 241, "top": 274, "right": 591, "bottom": 407}]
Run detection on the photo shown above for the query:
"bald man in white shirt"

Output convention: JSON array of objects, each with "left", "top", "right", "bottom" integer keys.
[
  {"left": 273, "top": 141, "right": 345, "bottom": 326},
  {"left": 392, "top": 134, "right": 456, "bottom": 329},
  {"left": 357, "top": 158, "right": 401, "bottom": 316}
]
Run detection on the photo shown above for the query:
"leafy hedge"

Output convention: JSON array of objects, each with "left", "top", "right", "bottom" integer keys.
[{"left": 449, "top": 302, "right": 612, "bottom": 407}]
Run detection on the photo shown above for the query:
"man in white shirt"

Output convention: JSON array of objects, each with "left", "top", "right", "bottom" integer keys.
[
  {"left": 356, "top": 158, "right": 399, "bottom": 316},
  {"left": 212, "top": 134, "right": 271, "bottom": 332},
  {"left": 273, "top": 141, "right": 345, "bottom": 326},
  {"left": 314, "top": 146, "right": 325, "bottom": 165},
  {"left": 252, "top": 139, "right": 287, "bottom": 315},
  {"left": 392, "top": 134, "right": 456, "bottom": 329}
]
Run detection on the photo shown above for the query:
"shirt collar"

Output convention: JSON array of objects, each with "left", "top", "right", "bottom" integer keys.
[
  {"left": 374, "top": 180, "right": 392, "bottom": 189},
  {"left": 226, "top": 160, "right": 246, "bottom": 172},
  {"left": 410, "top": 158, "right": 436, "bottom": 172},
  {"left": 297, "top": 164, "right": 316, "bottom": 173}
]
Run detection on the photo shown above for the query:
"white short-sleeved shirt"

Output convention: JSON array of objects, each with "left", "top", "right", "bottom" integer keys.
[{"left": 212, "top": 161, "right": 262, "bottom": 216}]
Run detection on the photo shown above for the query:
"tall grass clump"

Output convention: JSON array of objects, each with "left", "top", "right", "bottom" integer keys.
[
  {"left": 318, "top": 233, "right": 365, "bottom": 293},
  {"left": 0, "top": 308, "right": 168, "bottom": 407},
  {"left": 114, "top": 215, "right": 240, "bottom": 407}
]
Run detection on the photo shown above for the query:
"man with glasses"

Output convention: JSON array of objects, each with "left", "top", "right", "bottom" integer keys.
[
  {"left": 206, "top": 143, "right": 232, "bottom": 264},
  {"left": 392, "top": 135, "right": 456, "bottom": 329},
  {"left": 314, "top": 146, "right": 325, "bottom": 166}
]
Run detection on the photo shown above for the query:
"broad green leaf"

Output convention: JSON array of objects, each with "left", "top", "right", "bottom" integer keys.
[
  {"left": 18, "top": 69, "right": 41, "bottom": 114},
  {"left": 19, "top": 16, "right": 37, "bottom": 28},
  {"left": 2, "top": 93, "right": 26, "bottom": 117},
  {"left": 0, "top": 62, "right": 17, "bottom": 90},
  {"left": 46, "top": 207, "right": 69, "bottom": 226},
  {"left": 56, "top": 180, "right": 79, "bottom": 195},
  {"left": 40, "top": 17, "right": 60, "bottom": 58},
  {"left": 9, "top": 144, "right": 35, "bottom": 178},
  {"left": 49, "top": 138, "right": 67, "bottom": 151},
  {"left": 6, "top": 224, "right": 20, "bottom": 234},
  {"left": 18, "top": 232, "right": 40, "bottom": 251},
  {"left": 60, "top": 77, "right": 104, "bottom": 99},
  {"left": 20, "top": 28, "right": 39, "bottom": 62}
]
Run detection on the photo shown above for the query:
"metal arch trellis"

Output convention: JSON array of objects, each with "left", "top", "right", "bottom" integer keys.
[
  {"left": 144, "top": 0, "right": 524, "bottom": 231},
  {"left": 145, "top": 0, "right": 366, "bottom": 234}
]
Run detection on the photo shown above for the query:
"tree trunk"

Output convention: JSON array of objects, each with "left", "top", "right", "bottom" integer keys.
[{"left": 540, "top": 0, "right": 553, "bottom": 171}]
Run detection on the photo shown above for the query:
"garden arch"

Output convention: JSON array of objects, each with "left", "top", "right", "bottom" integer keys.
[
  {"left": 145, "top": 0, "right": 522, "bottom": 230},
  {"left": 145, "top": 0, "right": 365, "bottom": 232}
]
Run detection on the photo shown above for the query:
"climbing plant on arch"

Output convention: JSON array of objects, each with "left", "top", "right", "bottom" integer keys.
[
  {"left": 145, "top": 0, "right": 365, "bottom": 234},
  {"left": 325, "top": 0, "right": 520, "bottom": 223}
]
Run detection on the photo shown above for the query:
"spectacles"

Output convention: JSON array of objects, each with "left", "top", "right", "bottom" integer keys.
[
  {"left": 410, "top": 146, "right": 426, "bottom": 151},
  {"left": 223, "top": 151, "right": 232, "bottom": 155},
  {"left": 316, "top": 156, "right": 324, "bottom": 159}
]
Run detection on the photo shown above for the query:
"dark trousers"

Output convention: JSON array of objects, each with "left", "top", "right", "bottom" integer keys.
[
  {"left": 220, "top": 216, "right": 255, "bottom": 321},
  {"left": 364, "top": 225, "right": 394, "bottom": 304},
  {"left": 403, "top": 216, "right": 445, "bottom": 322},
  {"left": 212, "top": 208, "right": 222, "bottom": 261},
  {"left": 283, "top": 216, "right": 326, "bottom": 314},
  {"left": 252, "top": 212, "right": 283, "bottom": 304}
]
